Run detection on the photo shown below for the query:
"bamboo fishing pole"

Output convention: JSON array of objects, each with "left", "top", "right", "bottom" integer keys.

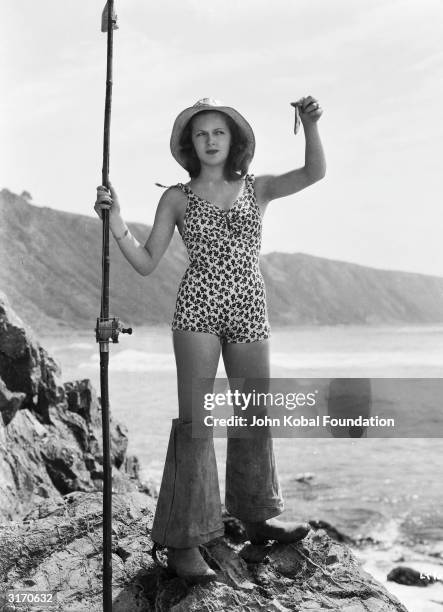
[{"left": 96, "top": 3, "right": 131, "bottom": 610}]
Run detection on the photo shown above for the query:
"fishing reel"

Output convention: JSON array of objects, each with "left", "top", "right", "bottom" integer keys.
[{"left": 95, "top": 317, "right": 132, "bottom": 344}]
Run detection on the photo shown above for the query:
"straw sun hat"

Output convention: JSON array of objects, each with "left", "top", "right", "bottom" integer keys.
[{"left": 170, "top": 98, "right": 255, "bottom": 169}]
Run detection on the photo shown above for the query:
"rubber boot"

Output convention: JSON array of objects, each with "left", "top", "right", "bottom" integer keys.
[
  {"left": 151, "top": 419, "right": 224, "bottom": 581},
  {"left": 225, "top": 426, "right": 309, "bottom": 544}
]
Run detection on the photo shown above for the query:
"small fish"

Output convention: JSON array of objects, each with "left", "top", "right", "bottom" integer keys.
[{"left": 290, "top": 100, "right": 304, "bottom": 135}]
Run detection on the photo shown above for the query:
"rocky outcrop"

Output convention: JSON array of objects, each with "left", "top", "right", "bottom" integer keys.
[
  {"left": 0, "top": 293, "right": 61, "bottom": 424},
  {"left": 0, "top": 292, "right": 408, "bottom": 611},
  {"left": 0, "top": 291, "right": 142, "bottom": 523},
  {"left": 0, "top": 491, "right": 408, "bottom": 612}
]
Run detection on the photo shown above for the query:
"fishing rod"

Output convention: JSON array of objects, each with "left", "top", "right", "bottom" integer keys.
[{"left": 96, "top": 3, "right": 132, "bottom": 610}]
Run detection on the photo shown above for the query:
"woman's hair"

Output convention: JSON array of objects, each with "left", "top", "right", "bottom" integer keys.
[{"left": 178, "top": 111, "right": 250, "bottom": 181}]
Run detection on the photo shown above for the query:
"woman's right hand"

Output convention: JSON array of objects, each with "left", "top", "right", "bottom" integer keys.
[{"left": 94, "top": 183, "right": 121, "bottom": 219}]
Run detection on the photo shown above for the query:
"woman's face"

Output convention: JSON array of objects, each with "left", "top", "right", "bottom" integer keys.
[{"left": 190, "top": 111, "right": 232, "bottom": 167}]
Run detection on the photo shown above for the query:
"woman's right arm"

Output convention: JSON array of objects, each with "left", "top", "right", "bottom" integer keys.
[{"left": 94, "top": 184, "right": 181, "bottom": 276}]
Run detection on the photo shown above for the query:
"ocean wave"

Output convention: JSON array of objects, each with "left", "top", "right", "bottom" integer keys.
[
  {"left": 65, "top": 342, "right": 95, "bottom": 350},
  {"left": 270, "top": 351, "right": 443, "bottom": 369},
  {"left": 78, "top": 349, "right": 226, "bottom": 373},
  {"left": 77, "top": 348, "right": 442, "bottom": 373}
]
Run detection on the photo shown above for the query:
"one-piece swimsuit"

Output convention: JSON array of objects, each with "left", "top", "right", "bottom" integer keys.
[{"left": 171, "top": 173, "right": 271, "bottom": 344}]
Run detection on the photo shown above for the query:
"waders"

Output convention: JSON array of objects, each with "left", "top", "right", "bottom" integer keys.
[{"left": 95, "top": 3, "right": 132, "bottom": 610}]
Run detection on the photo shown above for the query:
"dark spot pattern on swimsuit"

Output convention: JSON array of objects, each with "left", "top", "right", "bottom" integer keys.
[{"left": 171, "top": 174, "right": 271, "bottom": 343}]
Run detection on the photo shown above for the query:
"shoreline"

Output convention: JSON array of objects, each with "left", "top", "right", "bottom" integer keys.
[
  {"left": 37, "top": 321, "right": 443, "bottom": 338},
  {"left": 355, "top": 543, "right": 443, "bottom": 612}
]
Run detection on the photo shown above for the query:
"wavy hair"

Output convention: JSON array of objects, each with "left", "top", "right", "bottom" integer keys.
[{"left": 178, "top": 111, "right": 250, "bottom": 181}]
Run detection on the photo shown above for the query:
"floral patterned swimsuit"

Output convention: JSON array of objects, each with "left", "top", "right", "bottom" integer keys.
[{"left": 171, "top": 174, "right": 271, "bottom": 344}]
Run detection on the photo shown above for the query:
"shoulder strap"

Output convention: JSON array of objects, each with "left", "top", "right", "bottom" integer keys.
[
  {"left": 245, "top": 173, "right": 255, "bottom": 193},
  {"left": 155, "top": 182, "right": 188, "bottom": 194},
  {"left": 176, "top": 183, "right": 190, "bottom": 195}
]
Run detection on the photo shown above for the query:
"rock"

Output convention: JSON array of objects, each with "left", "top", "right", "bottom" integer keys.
[
  {"left": 125, "top": 454, "right": 159, "bottom": 497},
  {"left": 0, "top": 291, "right": 62, "bottom": 422},
  {"left": 0, "top": 491, "right": 157, "bottom": 612},
  {"left": 0, "top": 504, "right": 409, "bottom": 611},
  {"left": 294, "top": 472, "right": 316, "bottom": 483},
  {"left": 64, "top": 379, "right": 101, "bottom": 425},
  {"left": 308, "top": 519, "right": 355, "bottom": 544},
  {"left": 0, "top": 293, "right": 141, "bottom": 523},
  {"left": 387, "top": 565, "right": 436, "bottom": 586},
  {"left": 0, "top": 385, "right": 137, "bottom": 522},
  {"left": 0, "top": 377, "right": 26, "bottom": 425}
]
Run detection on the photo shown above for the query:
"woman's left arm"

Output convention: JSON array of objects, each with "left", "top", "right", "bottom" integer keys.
[{"left": 255, "top": 96, "right": 326, "bottom": 205}]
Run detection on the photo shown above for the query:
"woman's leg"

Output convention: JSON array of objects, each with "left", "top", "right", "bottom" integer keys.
[
  {"left": 222, "top": 339, "right": 310, "bottom": 544},
  {"left": 152, "top": 329, "right": 224, "bottom": 582},
  {"left": 173, "top": 329, "right": 222, "bottom": 423}
]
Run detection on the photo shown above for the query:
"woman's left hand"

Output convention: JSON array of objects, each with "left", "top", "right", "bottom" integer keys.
[{"left": 291, "top": 96, "right": 323, "bottom": 128}]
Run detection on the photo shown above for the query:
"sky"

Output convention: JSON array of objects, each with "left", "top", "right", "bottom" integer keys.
[{"left": 2, "top": 0, "right": 443, "bottom": 276}]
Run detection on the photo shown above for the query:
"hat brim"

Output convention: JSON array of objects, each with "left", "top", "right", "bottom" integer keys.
[{"left": 170, "top": 104, "right": 255, "bottom": 170}]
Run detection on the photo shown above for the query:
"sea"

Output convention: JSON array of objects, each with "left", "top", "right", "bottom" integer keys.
[{"left": 41, "top": 324, "right": 443, "bottom": 612}]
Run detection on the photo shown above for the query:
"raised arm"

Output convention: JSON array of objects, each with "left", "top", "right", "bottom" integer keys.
[
  {"left": 255, "top": 96, "right": 326, "bottom": 206},
  {"left": 94, "top": 184, "right": 180, "bottom": 276}
]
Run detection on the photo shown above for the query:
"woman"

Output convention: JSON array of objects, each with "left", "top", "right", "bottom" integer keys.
[{"left": 95, "top": 96, "right": 325, "bottom": 583}]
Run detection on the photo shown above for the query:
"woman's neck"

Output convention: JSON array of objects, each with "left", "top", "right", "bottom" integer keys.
[{"left": 194, "top": 165, "right": 226, "bottom": 186}]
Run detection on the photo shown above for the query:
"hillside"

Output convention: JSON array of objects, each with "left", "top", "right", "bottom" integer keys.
[{"left": 1, "top": 188, "right": 443, "bottom": 333}]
